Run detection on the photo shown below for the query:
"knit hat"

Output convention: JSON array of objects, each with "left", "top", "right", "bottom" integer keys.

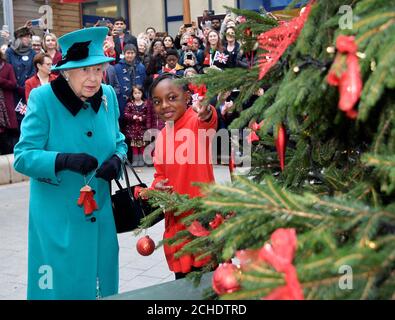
[
  {"left": 123, "top": 43, "right": 137, "bottom": 53},
  {"left": 14, "top": 27, "right": 33, "bottom": 39}
]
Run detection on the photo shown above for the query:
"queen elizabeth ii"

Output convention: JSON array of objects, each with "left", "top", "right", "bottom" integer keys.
[{"left": 13, "top": 27, "right": 127, "bottom": 300}]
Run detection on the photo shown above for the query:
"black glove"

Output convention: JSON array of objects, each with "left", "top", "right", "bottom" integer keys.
[
  {"left": 55, "top": 153, "right": 98, "bottom": 175},
  {"left": 95, "top": 155, "right": 122, "bottom": 182}
]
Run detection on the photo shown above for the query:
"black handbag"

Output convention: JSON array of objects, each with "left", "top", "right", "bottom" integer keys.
[{"left": 111, "top": 159, "right": 162, "bottom": 233}]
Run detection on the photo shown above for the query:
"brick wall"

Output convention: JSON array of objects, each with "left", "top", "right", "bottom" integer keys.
[{"left": 13, "top": 0, "right": 82, "bottom": 38}]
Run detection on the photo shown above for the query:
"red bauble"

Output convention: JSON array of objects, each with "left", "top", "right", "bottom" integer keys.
[
  {"left": 212, "top": 263, "right": 240, "bottom": 295},
  {"left": 136, "top": 236, "right": 155, "bottom": 256}
]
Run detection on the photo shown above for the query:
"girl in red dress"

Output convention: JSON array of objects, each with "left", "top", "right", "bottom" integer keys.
[{"left": 149, "top": 73, "right": 218, "bottom": 279}]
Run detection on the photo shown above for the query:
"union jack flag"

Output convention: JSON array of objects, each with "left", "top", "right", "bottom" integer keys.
[
  {"left": 191, "top": 93, "right": 200, "bottom": 105},
  {"left": 214, "top": 51, "right": 229, "bottom": 64},
  {"left": 15, "top": 100, "right": 27, "bottom": 115}
]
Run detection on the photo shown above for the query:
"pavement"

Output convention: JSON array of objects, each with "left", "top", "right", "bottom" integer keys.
[{"left": 0, "top": 165, "right": 231, "bottom": 300}]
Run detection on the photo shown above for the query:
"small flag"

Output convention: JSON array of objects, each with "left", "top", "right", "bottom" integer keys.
[
  {"left": 191, "top": 93, "right": 200, "bottom": 105},
  {"left": 15, "top": 100, "right": 27, "bottom": 115},
  {"left": 214, "top": 51, "right": 229, "bottom": 64}
]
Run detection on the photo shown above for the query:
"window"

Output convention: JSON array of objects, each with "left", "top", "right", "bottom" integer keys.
[
  {"left": 164, "top": 0, "right": 184, "bottom": 37},
  {"left": 238, "top": 0, "right": 307, "bottom": 11},
  {"left": 82, "top": 0, "right": 129, "bottom": 28}
]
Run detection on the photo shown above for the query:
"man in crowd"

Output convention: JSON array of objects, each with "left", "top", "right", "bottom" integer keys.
[{"left": 113, "top": 16, "right": 138, "bottom": 63}]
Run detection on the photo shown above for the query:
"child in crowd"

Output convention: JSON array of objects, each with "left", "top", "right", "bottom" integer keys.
[
  {"left": 148, "top": 73, "right": 218, "bottom": 279},
  {"left": 124, "top": 85, "right": 151, "bottom": 166},
  {"left": 159, "top": 49, "right": 184, "bottom": 76}
]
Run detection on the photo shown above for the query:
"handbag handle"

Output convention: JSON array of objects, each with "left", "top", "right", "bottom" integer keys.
[
  {"left": 124, "top": 158, "right": 144, "bottom": 185},
  {"left": 121, "top": 159, "right": 151, "bottom": 219}
]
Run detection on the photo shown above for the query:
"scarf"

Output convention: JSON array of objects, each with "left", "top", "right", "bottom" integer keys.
[{"left": 11, "top": 38, "right": 32, "bottom": 56}]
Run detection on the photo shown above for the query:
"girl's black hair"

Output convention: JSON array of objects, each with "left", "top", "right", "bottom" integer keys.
[
  {"left": 131, "top": 84, "right": 146, "bottom": 100},
  {"left": 149, "top": 72, "right": 188, "bottom": 98}
]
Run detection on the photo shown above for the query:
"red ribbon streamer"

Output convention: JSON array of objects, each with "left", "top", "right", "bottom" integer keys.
[{"left": 327, "top": 35, "right": 362, "bottom": 119}]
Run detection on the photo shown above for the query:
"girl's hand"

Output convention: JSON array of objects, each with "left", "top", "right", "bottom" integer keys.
[
  {"left": 133, "top": 115, "right": 138, "bottom": 120},
  {"left": 155, "top": 179, "right": 173, "bottom": 192},
  {"left": 192, "top": 98, "right": 213, "bottom": 122}
]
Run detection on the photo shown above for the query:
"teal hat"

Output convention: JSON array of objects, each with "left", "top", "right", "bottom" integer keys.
[{"left": 52, "top": 27, "right": 114, "bottom": 71}]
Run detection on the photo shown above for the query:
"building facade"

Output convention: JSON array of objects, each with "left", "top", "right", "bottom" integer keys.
[{"left": 1, "top": 0, "right": 299, "bottom": 39}]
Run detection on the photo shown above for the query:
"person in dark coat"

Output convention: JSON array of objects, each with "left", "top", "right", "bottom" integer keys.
[
  {"left": 0, "top": 50, "right": 18, "bottom": 154},
  {"left": 223, "top": 26, "right": 241, "bottom": 68},
  {"left": 112, "top": 17, "right": 138, "bottom": 63},
  {"left": 5, "top": 26, "right": 35, "bottom": 143},
  {"left": 114, "top": 43, "right": 146, "bottom": 124}
]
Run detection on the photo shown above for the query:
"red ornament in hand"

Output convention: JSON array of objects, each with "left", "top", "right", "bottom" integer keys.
[
  {"left": 77, "top": 185, "right": 98, "bottom": 215},
  {"left": 136, "top": 235, "right": 155, "bottom": 256},
  {"left": 212, "top": 263, "right": 240, "bottom": 295}
]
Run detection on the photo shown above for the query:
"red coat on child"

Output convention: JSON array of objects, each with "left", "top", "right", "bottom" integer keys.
[{"left": 151, "top": 106, "right": 218, "bottom": 273}]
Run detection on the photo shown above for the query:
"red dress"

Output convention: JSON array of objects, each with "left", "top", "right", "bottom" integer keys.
[
  {"left": 123, "top": 100, "right": 151, "bottom": 147},
  {"left": 151, "top": 106, "right": 218, "bottom": 273}
]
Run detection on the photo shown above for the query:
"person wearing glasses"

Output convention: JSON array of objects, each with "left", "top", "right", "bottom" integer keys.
[
  {"left": 223, "top": 26, "right": 240, "bottom": 68},
  {"left": 25, "top": 52, "right": 57, "bottom": 101},
  {"left": 31, "top": 35, "right": 43, "bottom": 54}
]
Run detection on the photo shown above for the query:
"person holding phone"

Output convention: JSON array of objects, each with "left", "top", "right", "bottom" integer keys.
[
  {"left": 6, "top": 25, "right": 35, "bottom": 142},
  {"left": 113, "top": 16, "right": 137, "bottom": 63}
]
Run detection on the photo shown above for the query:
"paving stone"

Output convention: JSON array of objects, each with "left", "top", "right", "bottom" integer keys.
[{"left": 0, "top": 166, "right": 230, "bottom": 299}]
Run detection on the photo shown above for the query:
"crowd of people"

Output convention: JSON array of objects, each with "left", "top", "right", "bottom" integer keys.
[{"left": 0, "top": 13, "right": 262, "bottom": 163}]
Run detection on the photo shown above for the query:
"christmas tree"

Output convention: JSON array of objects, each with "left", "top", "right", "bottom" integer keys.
[{"left": 141, "top": 0, "right": 395, "bottom": 299}]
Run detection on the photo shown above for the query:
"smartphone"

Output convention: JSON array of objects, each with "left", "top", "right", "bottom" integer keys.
[
  {"left": 31, "top": 19, "right": 40, "bottom": 27},
  {"left": 186, "top": 52, "right": 193, "bottom": 60},
  {"left": 226, "top": 90, "right": 240, "bottom": 101}
]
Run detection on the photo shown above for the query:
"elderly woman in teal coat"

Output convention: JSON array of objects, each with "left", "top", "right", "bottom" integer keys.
[{"left": 13, "top": 27, "right": 128, "bottom": 300}]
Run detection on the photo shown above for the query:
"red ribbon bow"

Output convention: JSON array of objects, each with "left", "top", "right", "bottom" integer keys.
[
  {"left": 246, "top": 120, "right": 264, "bottom": 144},
  {"left": 188, "top": 214, "right": 225, "bottom": 237},
  {"left": 327, "top": 35, "right": 362, "bottom": 119},
  {"left": 236, "top": 228, "right": 303, "bottom": 300}
]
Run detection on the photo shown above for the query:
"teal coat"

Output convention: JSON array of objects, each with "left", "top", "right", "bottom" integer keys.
[{"left": 14, "top": 80, "right": 127, "bottom": 300}]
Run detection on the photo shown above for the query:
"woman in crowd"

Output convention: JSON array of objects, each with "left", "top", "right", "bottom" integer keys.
[
  {"left": 223, "top": 26, "right": 240, "bottom": 68},
  {"left": 42, "top": 33, "right": 62, "bottom": 67},
  {"left": 0, "top": 50, "right": 17, "bottom": 155},
  {"left": 25, "top": 53, "right": 57, "bottom": 101},
  {"left": 163, "top": 35, "right": 175, "bottom": 50},
  {"left": 203, "top": 30, "right": 228, "bottom": 70}
]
